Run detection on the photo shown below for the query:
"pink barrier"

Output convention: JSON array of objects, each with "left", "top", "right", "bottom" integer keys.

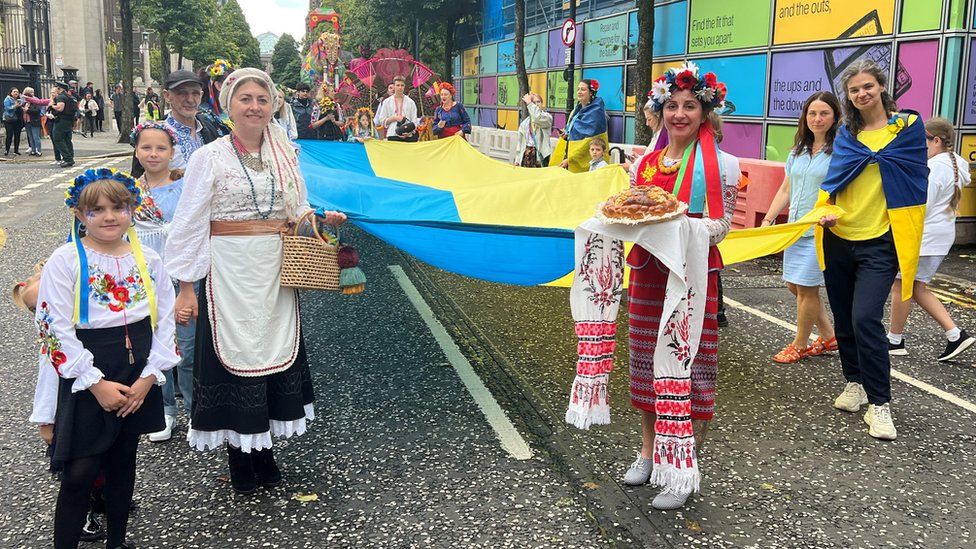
[{"left": 732, "top": 159, "right": 787, "bottom": 229}]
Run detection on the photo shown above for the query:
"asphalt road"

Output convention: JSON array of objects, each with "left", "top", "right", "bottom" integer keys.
[{"left": 2, "top": 156, "right": 976, "bottom": 548}]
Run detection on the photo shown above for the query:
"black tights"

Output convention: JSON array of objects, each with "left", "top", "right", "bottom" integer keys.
[{"left": 54, "top": 432, "right": 139, "bottom": 549}]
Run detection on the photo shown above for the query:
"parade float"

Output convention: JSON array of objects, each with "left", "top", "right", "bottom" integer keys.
[{"left": 302, "top": 7, "right": 443, "bottom": 129}]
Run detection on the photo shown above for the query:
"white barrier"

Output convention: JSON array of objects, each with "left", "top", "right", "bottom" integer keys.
[{"left": 468, "top": 126, "right": 645, "bottom": 165}]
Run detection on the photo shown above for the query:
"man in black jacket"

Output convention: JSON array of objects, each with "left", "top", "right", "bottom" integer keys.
[{"left": 291, "top": 82, "right": 317, "bottom": 140}]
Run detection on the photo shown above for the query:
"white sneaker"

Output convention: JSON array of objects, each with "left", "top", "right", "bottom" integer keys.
[
  {"left": 864, "top": 403, "right": 897, "bottom": 440},
  {"left": 148, "top": 415, "right": 175, "bottom": 442},
  {"left": 833, "top": 382, "right": 868, "bottom": 412},
  {"left": 623, "top": 453, "right": 653, "bottom": 486},
  {"left": 651, "top": 486, "right": 693, "bottom": 510}
]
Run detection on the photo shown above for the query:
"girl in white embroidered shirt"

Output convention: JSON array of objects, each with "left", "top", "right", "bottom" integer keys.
[{"left": 36, "top": 169, "right": 179, "bottom": 549}]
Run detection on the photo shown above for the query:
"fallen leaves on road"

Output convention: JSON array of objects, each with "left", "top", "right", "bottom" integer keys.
[
  {"left": 760, "top": 482, "right": 781, "bottom": 493},
  {"left": 582, "top": 482, "right": 599, "bottom": 490},
  {"left": 685, "top": 519, "right": 702, "bottom": 533},
  {"left": 293, "top": 492, "right": 319, "bottom": 502}
]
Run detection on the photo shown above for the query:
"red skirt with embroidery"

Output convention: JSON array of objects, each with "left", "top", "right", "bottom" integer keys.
[{"left": 627, "top": 255, "right": 719, "bottom": 421}]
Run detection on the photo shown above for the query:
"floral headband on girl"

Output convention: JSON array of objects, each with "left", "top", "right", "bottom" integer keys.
[
  {"left": 583, "top": 79, "right": 600, "bottom": 94},
  {"left": 65, "top": 168, "right": 142, "bottom": 209},
  {"left": 129, "top": 122, "right": 178, "bottom": 147},
  {"left": 209, "top": 58, "right": 234, "bottom": 81},
  {"left": 63, "top": 168, "right": 157, "bottom": 328},
  {"left": 647, "top": 61, "right": 727, "bottom": 112}
]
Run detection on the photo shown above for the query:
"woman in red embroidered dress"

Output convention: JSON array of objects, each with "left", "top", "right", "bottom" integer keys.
[{"left": 621, "top": 63, "right": 741, "bottom": 510}]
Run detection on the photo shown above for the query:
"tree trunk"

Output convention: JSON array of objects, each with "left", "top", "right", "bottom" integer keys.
[
  {"left": 159, "top": 36, "right": 171, "bottom": 113},
  {"left": 634, "top": 0, "right": 655, "bottom": 145},
  {"left": 177, "top": 45, "right": 184, "bottom": 71},
  {"left": 514, "top": 0, "right": 529, "bottom": 119},
  {"left": 443, "top": 17, "right": 456, "bottom": 84},
  {"left": 119, "top": 0, "right": 135, "bottom": 143}
]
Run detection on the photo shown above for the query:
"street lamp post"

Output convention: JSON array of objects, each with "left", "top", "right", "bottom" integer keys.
[{"left": 565, "top": 0, "right": 577, "bottom": 117}]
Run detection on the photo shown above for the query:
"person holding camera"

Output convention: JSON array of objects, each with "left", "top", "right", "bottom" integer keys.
[{"left": 376, "top": 75, "right": 418, "bottom": 141}]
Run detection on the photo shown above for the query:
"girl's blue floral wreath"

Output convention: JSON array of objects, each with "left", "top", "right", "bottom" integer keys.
[
  {"left": 129, "top": 122, "right": 178, "bottom": 147},
  {"left": 647, "top": 61, "right": 728, "bottom": 113},
  {"left": 64, "top": 168, "right": 142, "bottom": 209}
]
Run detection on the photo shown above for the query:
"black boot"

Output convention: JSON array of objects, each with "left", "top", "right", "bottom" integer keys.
[
  {"left": 251, "top": 447, "right": 282, "bottom": 488},
  {"left": 226, "top": 446, "right": 258, "bottom": 495}
]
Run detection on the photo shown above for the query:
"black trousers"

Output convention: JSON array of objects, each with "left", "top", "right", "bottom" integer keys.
[
  {"left": 823, "top": 229, "right": 898, "bottom": 405},
  {"left": 52, "top": 119, "right": 74, "bottom": 162},
  {"left": 114, "top": 111, "right": 123, "bottom": 133},
  {"left": 3, "top": 119, "right": 23, "bottom": 152}
]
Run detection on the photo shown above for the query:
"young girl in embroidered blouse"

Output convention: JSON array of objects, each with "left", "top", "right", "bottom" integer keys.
[
  {"left": 36, "top": 168, "right": 179, "bottom": 549},
  {"left": 131, "top": 122, "right": 193, "bottom": 442}
]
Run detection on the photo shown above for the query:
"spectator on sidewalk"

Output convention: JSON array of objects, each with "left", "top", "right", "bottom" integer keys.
[
  {"left": 887, "top": 117, "right": 976, "bottom": 361},
  {"left": 94, "top": 90, "right": 105, "bottom": 132},
  {"left": 79, "top": 92, "right": 99, "bottom": 138},
  {"left": 143, "top": 87, "right": 161, "bottom": 121},
  {"left": 3, "top": 87, "right": 25, "bottom": 156},
  {"left": 50, "top": 81, "right": 77, "bottom": 167},
  {"left": 111, "top": 85, "right": 124, "bottom": 134},
  {"left": 79, "top": 81, "right": 94, "bottom": 99},
  {"left": 132, "top": 90, "right": 141, "bottom": 126},
  {"left": 514, "top": 93, "right": 553, "bottom": 167},
  {"left": 20, "top": 87, "right": 50, "bottom": 156}
]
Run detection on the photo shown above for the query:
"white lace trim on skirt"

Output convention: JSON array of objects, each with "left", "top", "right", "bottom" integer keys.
[{"left": 186, "top": 403, "right": 315, "bottom": 452}]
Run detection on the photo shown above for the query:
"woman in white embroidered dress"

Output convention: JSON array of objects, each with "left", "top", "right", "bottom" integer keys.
[{"left": 165, "top": 68, "right": 346, "bottom": 495}]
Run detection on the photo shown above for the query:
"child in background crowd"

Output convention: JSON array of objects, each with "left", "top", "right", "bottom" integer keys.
[
  {"left": 13, "top": 260, "right": 108, "bottom": 543},
  {"left": 37, "top": 168, "right": 179, "bottom": 549},
  {"left": 588, "top": 137, "right": 608, "bottom": 171}
]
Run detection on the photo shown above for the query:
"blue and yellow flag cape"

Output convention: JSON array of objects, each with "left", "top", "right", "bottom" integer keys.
[
  {"left": 300, "top": 136, "right": 629, "bottom": 286},
  {"left": 549, "top": 97, "right": 609, "bottom": 173},
  {"left": 817, "top": 111, "right": 928, "bottom": 301}
]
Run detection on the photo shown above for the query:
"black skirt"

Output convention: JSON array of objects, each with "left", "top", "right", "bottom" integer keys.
[
  {"left": 51, "top": 318, "right": 164, "bottom": 471},
  {"left": 190, "top": 278, "right": 315, "bottom": 435}
]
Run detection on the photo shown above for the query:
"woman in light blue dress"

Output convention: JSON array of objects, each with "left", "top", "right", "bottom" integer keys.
[{"left": 762, "top": 92, "right": 840, "bottom": 363}]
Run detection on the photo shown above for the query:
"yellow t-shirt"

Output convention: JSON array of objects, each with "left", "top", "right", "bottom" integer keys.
[{"left": 831, "top": 115, "right": 918, "bottom": 241}]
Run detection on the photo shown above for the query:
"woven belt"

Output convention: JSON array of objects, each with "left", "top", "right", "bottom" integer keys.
[{"left": 210, "top": 220, "right": 290, "bottom": 237}]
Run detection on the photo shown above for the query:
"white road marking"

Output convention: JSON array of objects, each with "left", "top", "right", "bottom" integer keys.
[
  {"left": 38, "top": 177, "right": 58, "bottom": 183},
  {"left": 725, "top": 297, "right": 976, "bottom": 414},
  {"left": 10, "top": 189, "right": 31, "bottom": 196},
  {"left": 24, "top": 183, "right": 43, "bottom": 189},
  {"left": 0, "top": 197, "right": 13, "bottom": 203},
  {"left": 389, "top": 265, "right": 534, "bottom": 460}
]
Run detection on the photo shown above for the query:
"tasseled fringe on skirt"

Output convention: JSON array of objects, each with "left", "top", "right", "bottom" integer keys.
[{"left": 650, "top": 465, "right": 701, "bottom": 494}]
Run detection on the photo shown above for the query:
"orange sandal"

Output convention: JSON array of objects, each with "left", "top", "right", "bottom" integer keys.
[
  {"left": 773, "top": 343, "right": 807, "bottom": 364},
  {"left": 806, "top": 336, "right": 838, "bottom": 356}
]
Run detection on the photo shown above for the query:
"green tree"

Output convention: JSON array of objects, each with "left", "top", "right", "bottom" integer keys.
[
  {"left": 218, "top": 0, "right": 261, "bottom": 68},
  {"left": 334, "top": 0, "right": 476, "bottom": 81},
  {"left": 133, "top": 0, "right": 213, "bottom": 70},
  {"left": 270, "top": 33, "right": 302, "bottom": 88},
  {"left": 183, "top": 0, "right": 260, "bottom": 68}
]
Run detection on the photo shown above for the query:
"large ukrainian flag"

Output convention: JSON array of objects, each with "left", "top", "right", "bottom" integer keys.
[{"left": 300, "top": 135, "right": 629, "bottom": 286}]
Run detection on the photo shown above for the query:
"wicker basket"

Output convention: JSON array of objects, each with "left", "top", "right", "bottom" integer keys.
[{"left": 280, "top": 210, "right": 340, "bottom": 291}]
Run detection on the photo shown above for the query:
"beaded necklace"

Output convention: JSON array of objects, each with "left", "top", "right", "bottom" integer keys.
[{"left": 231, "top": 135, "right": 277, "bottom": 220}]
